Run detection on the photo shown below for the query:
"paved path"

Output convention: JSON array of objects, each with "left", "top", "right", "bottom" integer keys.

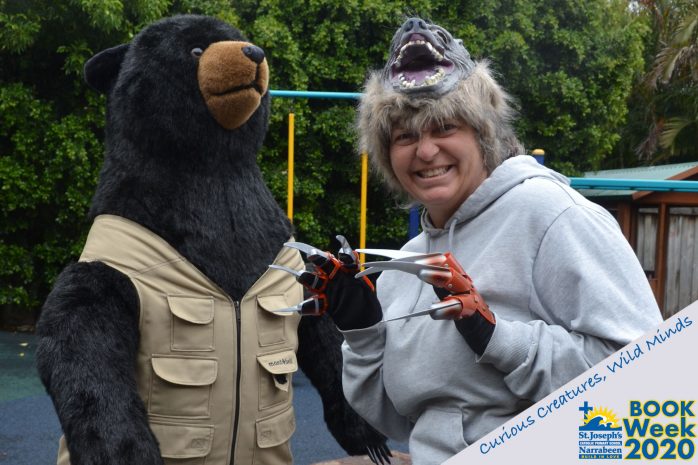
[{"left": 0, "top": 331, "right": 407, "bottom": 464}]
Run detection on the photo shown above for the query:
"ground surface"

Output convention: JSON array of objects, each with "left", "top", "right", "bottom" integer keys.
[{"left": 0, "top": 330, "right": 408, "bottom": 464}]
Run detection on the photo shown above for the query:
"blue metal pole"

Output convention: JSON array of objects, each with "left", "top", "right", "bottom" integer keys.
[
  {"left": 270, "top": 90, "right": 362, "bottom": 100},
  {"left": 569, "top": 178, "right": 698, "bottom": 192},
  {"left": 531, "top": 149, "right": 545, "bottom": 165},
  {"left": 408, "top": 207, "right": 420, "bottom": 239}
]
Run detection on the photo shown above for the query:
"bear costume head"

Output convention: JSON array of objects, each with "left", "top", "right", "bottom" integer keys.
[{"left": 84, "top": 14, "right": 291, "bottom": 299}]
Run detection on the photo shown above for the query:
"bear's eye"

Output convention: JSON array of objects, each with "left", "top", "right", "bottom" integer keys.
[{"left": 191, "top": 47, "right": 203, "bottom": 58}]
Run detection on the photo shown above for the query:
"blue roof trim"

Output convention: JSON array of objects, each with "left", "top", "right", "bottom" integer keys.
[{"left": 570, "top": 178, "right": 698, "bottom": 192}]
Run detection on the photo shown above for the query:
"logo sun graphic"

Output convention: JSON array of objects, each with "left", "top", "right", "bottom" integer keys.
[{"left": 583, "top": 407, "right": 620, "bottom": 428}]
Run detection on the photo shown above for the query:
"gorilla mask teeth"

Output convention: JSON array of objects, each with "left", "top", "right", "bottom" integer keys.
[{"left": 383, "top": 19, "right": 476, "bottom": 95}]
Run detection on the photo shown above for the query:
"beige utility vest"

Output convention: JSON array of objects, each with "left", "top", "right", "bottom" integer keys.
[{"left": 56, "top": 215, "right": 303, "bottom": 465}]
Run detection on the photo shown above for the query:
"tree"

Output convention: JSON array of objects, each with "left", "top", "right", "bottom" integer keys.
[
  {"left": 638, "top": 0, "right": 698, "bottom": 162},
  {"left": 0, "top": 0, "right": 238, "bottom": 322},
  {"left": 237, "top": 0, "right": 646, "bottom": 257},
  {"left": 0, "top": 0, "right": 652, "bottom": 320},
  {"left": 443, "top": 0, "right": 647, "bottom": 174},
  {"left": 233, "top": 1, "right": 441, "bottom": 252}
]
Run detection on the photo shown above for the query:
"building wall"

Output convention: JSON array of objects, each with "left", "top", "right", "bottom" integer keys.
[
  {"left": 635, "top": 206, "right": 698, "bottom": 318},
  {"left": 635, "top": 208, "right": 657, "bottom": 275},
  {"left": 664, "top": 207, "right": 698, "bottom": 317}
]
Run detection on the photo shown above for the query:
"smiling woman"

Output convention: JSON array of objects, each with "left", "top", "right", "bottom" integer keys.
[
  {"left": 389, "top": 120, "right": 487, "bottom": 228},
  {"left": 305, "top": 16, "right": 664, "bottom": 465}
]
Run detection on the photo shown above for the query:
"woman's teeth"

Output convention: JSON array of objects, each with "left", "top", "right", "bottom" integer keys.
[{"left": 418, "top": 166, "right": 449, "bottom": 178}]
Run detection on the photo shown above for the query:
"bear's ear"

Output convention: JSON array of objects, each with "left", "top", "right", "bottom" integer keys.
[{"left": 84, "top": 44, "right": 129, "bottom": 93}]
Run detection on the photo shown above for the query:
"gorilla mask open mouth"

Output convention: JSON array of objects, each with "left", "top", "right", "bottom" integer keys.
[
  {"left": 390, "top": 33, "right": 455, "bottom": 90},
  {"left": 381, "top": 18, "right": 475, "bottom": 96}
]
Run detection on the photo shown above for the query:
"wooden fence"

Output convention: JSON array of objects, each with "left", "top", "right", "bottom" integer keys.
[{"left": 636, "top": 207, "right": 698, "bottom": 317}]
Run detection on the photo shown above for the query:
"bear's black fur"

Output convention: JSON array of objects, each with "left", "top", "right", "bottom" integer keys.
[{"left": 36, "top": 15, "right": 386, "bottom": 465}]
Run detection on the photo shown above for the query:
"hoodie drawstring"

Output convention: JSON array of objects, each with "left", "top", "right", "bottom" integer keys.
[
  {"left": 447, "top": 221, "right": 457, "bottom": 252},
  {"left": 421, "top": 208, "right": 458, "bottom": 253}
]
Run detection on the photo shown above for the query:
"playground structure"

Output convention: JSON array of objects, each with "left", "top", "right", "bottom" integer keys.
[
  {"left": 270, "top": 90, "right": 698, "bottom": 230},
  {"left": 271, "top": 90, "right": 698, "bottom": 315}
]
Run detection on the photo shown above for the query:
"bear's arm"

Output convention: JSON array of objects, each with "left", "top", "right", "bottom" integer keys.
[
  {"left": 296, "top": 314, "right": 388, "bottom": 456},
  {"left": 36, "top": 261, "right": 163, "bottom": 465}
]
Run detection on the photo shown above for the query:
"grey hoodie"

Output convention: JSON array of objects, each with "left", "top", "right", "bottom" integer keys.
[{"left": 341, "top": 155, "right": 662, "bottom": 465}]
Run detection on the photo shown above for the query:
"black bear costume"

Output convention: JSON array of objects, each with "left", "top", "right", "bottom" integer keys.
[{"left": 36, "top": 14, "right": 387, "bottom": 465}]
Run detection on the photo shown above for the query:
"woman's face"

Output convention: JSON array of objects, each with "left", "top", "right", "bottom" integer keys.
[{"left": 389, "top": 120, "right": 488, "bottom": 228}]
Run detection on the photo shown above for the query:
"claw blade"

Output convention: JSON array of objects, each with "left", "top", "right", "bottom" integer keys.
[
  {"left": 336, "top": 234, "right": 353, "bottom": 256},
  {"left": 367, "top": 447, "right": 380, "bottom": 465},
  {"left": 383, "top": 252, "right": 444, "bottom": 263},
  {"left": 269, "top": 296, "right": 325, "bottom": 316},
  {"left": 383, "top": 300, "right": 461, "bottom": 322},
  {"left": 336, "top": 234, "right": 359, "bottom": 266},
  {"left": 428, "top": 299, "right": 462, "bottom": 319},
  {"left": 356, "top": 248, "right": 428, "bottom": 259},
  {"left": 355, "top": 260, "right": 449, "bottom": 278},
  {"left": 383, "top": 308, "right": 436, "bottom": 322},
  {"left": 270, "top": 307, "right": 302, "bottom": 314},
  {"left": 268, "top": 264, "right": 303, "bottom": 278},
  {"left": 283, "top": 241, "right": 329, "bottom": 260},
  {"left": 355, "top": 267, "right": 382, "bottom": 277}
]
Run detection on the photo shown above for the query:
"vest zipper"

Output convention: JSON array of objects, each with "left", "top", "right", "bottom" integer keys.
[{"left": 230, "top": 300, "right": 242, "bottom": 464}]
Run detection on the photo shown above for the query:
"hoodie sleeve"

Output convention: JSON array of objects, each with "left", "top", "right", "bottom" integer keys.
[
  {"left": 341, "top": 324, "right": 413, "bottom": 442},
  {"left": 478, "top": 203, "right": 662, "bottom": 401}
]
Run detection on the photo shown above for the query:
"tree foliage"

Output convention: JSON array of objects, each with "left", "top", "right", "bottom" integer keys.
[
  {"left": 0, "top": 0, "right": 238, "bottom": 317},
  {"left": 449, "top": 0, "right": 647, "bottom": 175},
  {"left": 632, "top": 0, "right": 698, "bottom": 163},
  {"left": 1, "top": 0, "right": 649, "bottom": 318}
]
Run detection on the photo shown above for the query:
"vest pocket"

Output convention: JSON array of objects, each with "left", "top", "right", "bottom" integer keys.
[
  {"left": 256, "top": 289, "right": 300, "bottom": 347},
  {"left": 253, "top": 406, "right": 295, "bottom": 465},
  {"left": 150, "top": 356, "right": 217, "bottom": 418},
  {"left": 257, "top": 349, "right": 297, "bottom": 410},
  {"left": 150, "top": 421, "right": 213, "bottom": 465},
  {"left": 167, "top": 295, "right": 215, "bottom": 351}
]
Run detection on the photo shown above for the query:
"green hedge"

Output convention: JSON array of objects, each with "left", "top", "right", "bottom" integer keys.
[{"left": 1, "top": 0, "right": 647, "bottom": 320}]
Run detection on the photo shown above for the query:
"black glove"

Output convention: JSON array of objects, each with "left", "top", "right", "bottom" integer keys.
[
  {"left": 432, "top": 285, "right": 495, "bottom": 355},
  {"left": 307, "top": 249, "right": 382, "bottom": 331},
  {"left": 453, "top": 312, "right": 495, "bottom": 355}
]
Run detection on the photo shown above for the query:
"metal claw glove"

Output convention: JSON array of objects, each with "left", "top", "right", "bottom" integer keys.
[
  {"left": 311, "top": 236, "right": 382, "bottom": 330},
  {"left": 431, "top": 284, "right": 495, "bottom": 355},
  {"left": 271, "top": 236, "right": 383, "bottom": 330},
  {"left": 358, "top": 251, "right": 495, "bottom": 354}
]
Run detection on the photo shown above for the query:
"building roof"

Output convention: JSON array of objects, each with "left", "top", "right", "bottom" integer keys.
[{"left": 579, "top": 161, "right": 698, "bottom": 198}]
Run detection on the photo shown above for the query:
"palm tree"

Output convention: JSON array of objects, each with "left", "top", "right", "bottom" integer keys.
[{"left": 637, "top": 0, "right": 698, "bottom": 162}]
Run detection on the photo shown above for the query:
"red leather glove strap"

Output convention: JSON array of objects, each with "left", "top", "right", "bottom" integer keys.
[{"left": 445, "top": 292, "right": 496, "bottom": 325}]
